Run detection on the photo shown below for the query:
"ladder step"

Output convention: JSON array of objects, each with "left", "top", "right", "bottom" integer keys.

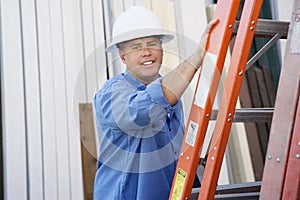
[
  {"left": 211, "top": 108, "right": 274, "bottom": 123},
  {"left": 191, "top": 192, "right": 260, "bottom": 200},
  {"left": 233, "top": 19, "right": 289, "bottom": 38},
  {"left": 214, "top": 192, "right": 260, "bottom": 200},
  {"left": 215, "top": 181, "right": 261, "bottom": 194},
  {"left": 191, "top": 181, "right": 261, "bottom": 200}
]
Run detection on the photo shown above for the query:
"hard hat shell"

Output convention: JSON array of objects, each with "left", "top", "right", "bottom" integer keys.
[{"left": 106, "top": 5, "right": 174, "bottom": 52}]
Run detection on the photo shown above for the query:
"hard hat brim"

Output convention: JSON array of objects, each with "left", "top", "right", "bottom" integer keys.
[{"left": 106, "top": 28, "right": 174, "bottom": 52}]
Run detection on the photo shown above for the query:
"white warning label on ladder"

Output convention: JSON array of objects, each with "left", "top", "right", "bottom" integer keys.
[
  {"left": 185, "top": 120, "right": 199, "bottom": 147},
  {"left": 194, "top": 52, "right": 218, "bottom": 108}
]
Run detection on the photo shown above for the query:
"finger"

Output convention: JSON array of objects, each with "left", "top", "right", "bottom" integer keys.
[{"left": 204, "top": 18, "right": 219, "bottom": 34}]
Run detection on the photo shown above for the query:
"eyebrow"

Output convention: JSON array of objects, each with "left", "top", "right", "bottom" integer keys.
[
  {"left": 133, "top": 37, "right": 160, "bottom": 44},
  {"left": 130, "top": 42, "right": 142, "bottom": 47},
  {"left": 133, "top": 40, "right": 159, "bottom": 46}
]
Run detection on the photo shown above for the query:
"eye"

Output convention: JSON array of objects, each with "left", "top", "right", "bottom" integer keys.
[
  {"left": 148, "top": 41, "right": 161, "bottom": 49},
  {"left": 149, "top": 42, "right": 158, "bottom": 47},
  {"left": 131, "top": 45, "right": 142, "bottom": 51}
]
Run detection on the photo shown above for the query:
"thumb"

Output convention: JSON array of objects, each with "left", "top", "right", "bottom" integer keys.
[
  {"left": 199, "top": 18, "right": 219, "bottom": 52},
  {"left": 204, "top": 18, "right": 219, "bottom": 35}
]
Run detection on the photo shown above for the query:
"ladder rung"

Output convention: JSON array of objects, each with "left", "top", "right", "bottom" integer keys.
[
  {"left": 191, "top": 181, "right": 261, "bottom": 200},
  {"left": 214, "top": 192, "right": 260, "bottom": 199},
  {"left": 215, "top": 181, "right": 261, "bottom": 194},
  {"left": 211, "top": 108, "right": 274, "bottom": 123},
  {"left": 233, "top": 19, "right": 289, "bottom": 38},
  {"left": 191, "top": 192, "right": 260, "bottom": 200}
]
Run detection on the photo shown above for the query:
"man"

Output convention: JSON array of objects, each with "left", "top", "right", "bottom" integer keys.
[{"left": 93, "top": 5, "right": 217, "bottom": 200}]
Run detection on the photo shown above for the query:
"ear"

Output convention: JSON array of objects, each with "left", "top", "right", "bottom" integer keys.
[{"left": 119, "top": 49, "right": 126, "bottom": 64}]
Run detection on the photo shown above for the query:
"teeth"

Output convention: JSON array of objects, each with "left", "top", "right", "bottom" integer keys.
[{"left": 143, "top": 61, "right": 153, "bottom": 65}]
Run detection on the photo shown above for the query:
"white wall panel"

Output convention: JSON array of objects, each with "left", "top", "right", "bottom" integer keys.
[
  {"left": 106, "top": 0, "right": 127, "bottom": 77},
  {"left": 35, "top": 0, "right": 59, "bottom": 199},
  {"left": 1, "top": 0, "right": 107, "bottom": 198},
  {"left": 48, "top": 0, "right": 72, "bottom": 199},
  {"left": 61, "top": 0, "right": 85, "bottom": 199},
  {"left": 92, "top": 0, "right": 108, "bottom": 92},
  {"left": 101, "top": 0, "right": 114, "bottom": 78},
  {"left": 276, "top": 0, "right": 293, "bottom": 60},
  {"left": 1, "top": 0, "right": 28, "bottom": 199},
  {"left": 19, "top": 0, "right": 44, "bottom": 199},
  {"left": 151, "top": 0, "right": 180, "bottom": 76},
  {"left": 91, "top": 0, "right": 108, "bottom": 154},
  {"left": 122, "top": 0, "right": 135, "bottom": 9},
  {"left": 80, "top": 0, "right": 98, "bottom": 102}
]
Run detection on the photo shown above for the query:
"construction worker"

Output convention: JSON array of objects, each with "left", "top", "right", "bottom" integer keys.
[{"left": 93, "top": 5, "right": 217, "bottom": 200}]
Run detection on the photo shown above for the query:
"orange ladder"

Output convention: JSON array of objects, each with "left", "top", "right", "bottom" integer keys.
[
  {"left": 169, "top": 0, "right": 240, "bottom": 199},
  {"left": 169, "top": 0, "right": 263, "bottom": 199},
  {"left": 197, "top": 0, "right": 263, "bottom": 199}
]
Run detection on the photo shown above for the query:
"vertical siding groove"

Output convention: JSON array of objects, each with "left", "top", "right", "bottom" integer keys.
[
  {"left": 18, "top": 0, "right": 30, "bottom": 199},
  {"left": 34, "top": 0, "right": 46, "bottom": 199},
  {"left": 58, "top": 0, "right": 73, "bottom": 198},
  {"left": 33, "top": 0, "right": 46, "bottom": 198},
  {"left": 101, "top": 0, "right": 110, "bottom": 79},
  {"left": 46, "top": 0, "right": 60, "bottom": 198},
  {"left": 90, "top": 0, "right": 99, "bottom": 89},
  {"left": 79, "top": 0, "right": 88, "bottom": 102}
]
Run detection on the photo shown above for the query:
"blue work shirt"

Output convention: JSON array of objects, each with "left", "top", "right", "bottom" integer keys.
[{"left": 93, "top": 70, "right": 185, "bottom": 200}]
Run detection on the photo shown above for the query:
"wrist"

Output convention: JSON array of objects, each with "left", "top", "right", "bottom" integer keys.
[{"left": 189, "top": 48, "right": 205, "bottom": 70}]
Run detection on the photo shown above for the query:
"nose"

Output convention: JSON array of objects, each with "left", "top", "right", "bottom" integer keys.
[{"left": 141, "top": 47, "right": 152, "bottom": 56}]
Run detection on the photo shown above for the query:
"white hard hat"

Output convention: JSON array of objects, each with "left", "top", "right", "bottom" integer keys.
[{"left": 106, "top": 5, "right": 174, "bottom": 52}]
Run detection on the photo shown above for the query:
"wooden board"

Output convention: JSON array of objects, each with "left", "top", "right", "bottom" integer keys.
[
  {"left": 79, "top": 103, "right": 98, "bottom": 200},
  {"left": 239, "top": 76, "right": 264, "bottom": 181},
  {"left": 246, "top": 67, "right": 269, "bottom": 158}
]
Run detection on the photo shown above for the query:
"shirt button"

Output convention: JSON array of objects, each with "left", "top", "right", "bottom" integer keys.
[{"left": 138, "top": 85, "right": 146, "bottom": 90}]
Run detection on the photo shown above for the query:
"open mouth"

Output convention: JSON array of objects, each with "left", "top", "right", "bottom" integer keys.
[{"left": 142, "top": 60, "right": 154, "bottom": 66}]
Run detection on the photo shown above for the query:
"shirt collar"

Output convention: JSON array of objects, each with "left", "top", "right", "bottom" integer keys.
[{"left": 123, "top": 69, "right": 146, "bottom": 88}]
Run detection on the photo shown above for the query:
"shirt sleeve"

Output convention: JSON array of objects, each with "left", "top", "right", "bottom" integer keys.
[
  {"left": 146, "top": 78, "right": 170, "bottom": 109},
  {"left": 94, "top": 77, "right": 175, "bottom": 133}
]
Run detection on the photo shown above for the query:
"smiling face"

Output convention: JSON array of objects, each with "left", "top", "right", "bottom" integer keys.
[{"left": 118, "top": 36, "right": 163, "bottom": 85}]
